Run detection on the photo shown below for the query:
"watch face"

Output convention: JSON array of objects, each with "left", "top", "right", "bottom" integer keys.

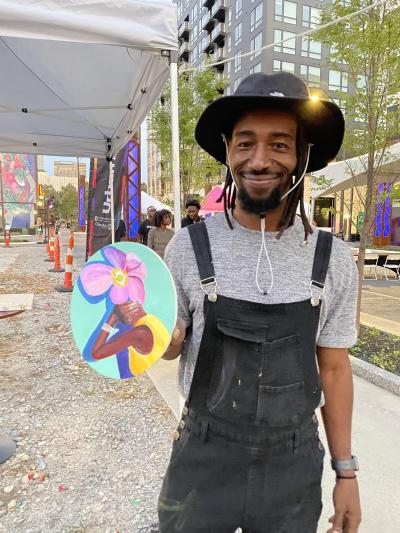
[{"left": 71, "top": 242, "right": 177, "bottom": 379}]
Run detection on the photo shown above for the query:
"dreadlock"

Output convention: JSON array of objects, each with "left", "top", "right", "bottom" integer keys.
[{"left": 217, "top": 119, "right": 314, "bottom": 243}]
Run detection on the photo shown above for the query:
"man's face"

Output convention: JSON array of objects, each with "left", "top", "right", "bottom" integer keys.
[
  {"left": 147, "top": 208, "right": 156, "bottom": 221},
  {"left": 227, "top": 109, "right": 298, "bottom": 214},
  {"left": 186, "top": 206, "right": 199, "bottom": 220}
]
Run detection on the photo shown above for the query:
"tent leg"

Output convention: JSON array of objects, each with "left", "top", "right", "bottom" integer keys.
[
  {"left": 109, "top": 158, "right": 115, "bottom": 244},
  {"left": 170, "top": 57, "right": 181, "bottom": 230}
]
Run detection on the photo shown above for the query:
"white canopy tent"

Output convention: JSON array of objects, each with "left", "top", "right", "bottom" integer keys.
[
  {"left": 0, "top": 0, "right": 181, "bottom": 238},
  {"left": 141, "top": 190, "right": 172, "bottom": 214},
  {"left": 310, "top": 142, "right": 400, "bottom": 199}
]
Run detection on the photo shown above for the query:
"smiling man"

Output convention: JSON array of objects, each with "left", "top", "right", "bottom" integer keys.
[{"left": 159, "top": 73, "right": 361, "bottom": 533}]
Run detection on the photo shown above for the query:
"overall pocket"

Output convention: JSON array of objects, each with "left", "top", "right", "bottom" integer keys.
[
  {"left": 256, "top": 334, "right": 307, "bottom": 427},
  {"left": 206, "top": 318, "right": 269, "bottom": 422}
]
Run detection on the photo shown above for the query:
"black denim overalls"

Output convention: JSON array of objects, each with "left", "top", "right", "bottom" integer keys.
[{"left": 159, "top": 223, "right": 333, "bottom": 533}]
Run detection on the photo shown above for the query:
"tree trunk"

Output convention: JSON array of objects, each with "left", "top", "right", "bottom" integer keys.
[{"left": 355, "top": 154, "right": 375, "bottom": 332}]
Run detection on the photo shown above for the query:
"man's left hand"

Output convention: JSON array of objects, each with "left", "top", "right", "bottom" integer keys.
[{"left": 327, "top": 478, "right": 361, "bottom": 533}]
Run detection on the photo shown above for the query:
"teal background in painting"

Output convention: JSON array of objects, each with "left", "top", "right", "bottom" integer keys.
[{"left": 71, "top": 242, "right": 177, "bottom": 379}]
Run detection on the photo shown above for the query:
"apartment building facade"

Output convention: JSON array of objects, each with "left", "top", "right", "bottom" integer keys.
[{"left": 177, "top": 0, "right": 349, "bottom": 105}]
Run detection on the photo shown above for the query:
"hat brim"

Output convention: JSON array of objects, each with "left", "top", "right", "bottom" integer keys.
[{"left": 195, "top": 95, "right": 345, "bottom": 173}]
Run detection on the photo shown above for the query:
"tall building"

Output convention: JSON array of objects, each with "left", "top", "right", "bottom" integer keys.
[
  {"left": 54, "top": 160, "right": 87, "bottom": 179},
  {"left": 178, "top": 0, "right": 346, "bottom": 105}
]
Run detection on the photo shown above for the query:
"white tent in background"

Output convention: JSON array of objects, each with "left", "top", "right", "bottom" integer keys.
[
  {"left": 141, "top": 191, "right": 173, "bottom": 215},
  {"left": 0, "top": 0, "right": 181, "bottom": 236}
]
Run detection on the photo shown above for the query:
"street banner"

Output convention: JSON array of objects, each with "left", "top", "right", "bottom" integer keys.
[
  {"left": 86, "top": 146, "right": 127, "bottom": 259},
  {"left": 71, "top": 242, "right": 177, "bottom": 379}
]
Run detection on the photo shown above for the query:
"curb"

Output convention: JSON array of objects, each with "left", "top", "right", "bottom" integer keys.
[{"left": 349, "top": 355, "right": 400, "bottom": 397}]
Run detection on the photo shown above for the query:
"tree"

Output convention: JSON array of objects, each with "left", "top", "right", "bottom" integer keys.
[
  {"left": 148, "top": 66, "right": 226, "bottom": 203},
  {"left": 58, "top": 184, "right": 78, "bottom": 223},
  {"left": 312, "top": 0, "right": 400, "bottom": 329},
  {"left": 141, "top": 183, "right": 148, "bottom": 193}
]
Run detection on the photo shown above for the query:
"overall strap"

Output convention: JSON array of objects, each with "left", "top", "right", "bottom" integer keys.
[
  {"left": 188, "top": 223, "right": 218, "bottom": 302},
  {"left": 310, "top": 230, "right": 333, "bottom": 306}
]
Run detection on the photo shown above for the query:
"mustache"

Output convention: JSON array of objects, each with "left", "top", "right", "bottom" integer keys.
[{"left": 238, "top": 165, "right": 289, "bottom": 180}]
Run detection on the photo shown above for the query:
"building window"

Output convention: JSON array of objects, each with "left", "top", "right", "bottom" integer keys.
[
  {"left": 300, "top": 65, "right": 321, "bottom": 87},
  {"left": 226, "top": 60, "right": 231, "bottom": 75},
  {"left": 234, "top": 51, "right": 242, "bottom": 73},
  {"left": 301, "top": 37, "right": 322, "bottom": 59},
  {"left": 234, "top": 77, "right": 242, "bottom": 91},
  {"left": 274, "top": 29, "right": 296, "bottom": 55},
  {"left": 332, "top": 98, "right": 347, "bottom": 115},
  {"left": 250, "top": 62, "right": 262, "bottom": 75},
  {"left": 227, "top": 34, "right": 232, "bottom": 52},
  {"left": 329, "top": 70, "right": 348, "bottom": 92},
  {"left": 302, "top": 6, "right": 321, "bottom": 28},
  {"left": 250, "top": 32, "right": 262, "bottom": 60},
  {"left": 191, "top": 3, "right": 198, "bottom": 21},
  {"left": 275, "top": 0, "right": 297, "bottom": 25},
  {"left": 273, "top": 60, "right": 295, "bottom": 73},
  {"left": 251, "top": 3, "right": 263, "bottom": 32},
  {"left": 234, "top": 22, "right": 242, "bottom": 46},
  {"left": 236, "top": 0, "right": 243, "bottom": 17}
]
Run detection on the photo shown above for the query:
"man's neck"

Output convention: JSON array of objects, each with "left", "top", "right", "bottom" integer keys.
[{"left": 233, "top": 200, "right": 287, "bottom": 231}]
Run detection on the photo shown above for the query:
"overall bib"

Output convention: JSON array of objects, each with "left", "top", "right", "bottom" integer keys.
[{"left": 159, "top": 223, "right": 333, "bottom": 533}]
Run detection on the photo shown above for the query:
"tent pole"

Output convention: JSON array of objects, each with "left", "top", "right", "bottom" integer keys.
[
  {"left": 170, "top": 54, "right": 181, "bottom": 230},
  {"left": 108, "top": 157, "right": 115, "bottom": 244}
]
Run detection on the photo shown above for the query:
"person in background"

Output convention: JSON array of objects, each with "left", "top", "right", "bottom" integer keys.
[
  {"left": 147, "top": 209, "right": 174, "bottom": 260},
  {"left": 181, "top": 199, "right": 204, "bottom": 228},
  {"left": 138, "top": 206, "right": 157, "bottom": 246},
  {"left": 115, "top": 218, "right": 127, "bottom": 242}
]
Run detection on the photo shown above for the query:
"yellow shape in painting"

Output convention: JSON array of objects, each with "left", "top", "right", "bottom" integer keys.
[
  {"left": 111, "top": 268, "right": 128, "bottom": 287},
  {"left": 128, "top": 314, "right": 170, "bottom": 375}
]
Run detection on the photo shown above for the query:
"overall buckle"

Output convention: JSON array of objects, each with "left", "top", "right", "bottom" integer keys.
[
  {"left": 200, "top": 276, "right": 218, "bottom": 302},
  {"left": 309, "top": 280, "right": 325, "bottom": 307}
]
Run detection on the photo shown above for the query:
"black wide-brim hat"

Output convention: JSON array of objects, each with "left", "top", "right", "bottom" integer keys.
[{"left": 195, "top": 72, "right": 345, "bottom": 173}]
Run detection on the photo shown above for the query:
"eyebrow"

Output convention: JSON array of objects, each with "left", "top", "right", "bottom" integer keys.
[{"left": 234, "top": 130, "right": 295, "bottom": 140}]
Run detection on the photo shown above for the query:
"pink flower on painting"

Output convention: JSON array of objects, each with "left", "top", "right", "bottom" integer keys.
[{"left": 80, "top": 247, "right": 147, "bottom": 304}]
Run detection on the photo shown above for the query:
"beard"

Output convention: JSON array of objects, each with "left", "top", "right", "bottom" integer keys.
[{"left": 237, "top": 185, "right": 282, "bottom": 215}]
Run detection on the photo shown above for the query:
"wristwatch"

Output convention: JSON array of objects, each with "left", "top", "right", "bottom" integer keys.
[{"left": 331, "top": 455, "right": 359, "bottom": 472}]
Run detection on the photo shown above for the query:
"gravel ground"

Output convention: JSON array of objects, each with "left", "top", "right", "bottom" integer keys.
[{"left": 0, "top": 235, "right": 176, "bottom": 532}]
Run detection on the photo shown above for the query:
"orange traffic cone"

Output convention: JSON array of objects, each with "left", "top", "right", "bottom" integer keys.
[
  {"left": 56, "top": 232, "right": 74, "bottom": 293},
  {"left": 49, "top": 234, "right": 65, "bottom": 273},
  {"left": 45, "top": 228, "right": 55, "bottom": 262},
  {"left": 4, "top": 228, "right": 10, "bottom": 248}
]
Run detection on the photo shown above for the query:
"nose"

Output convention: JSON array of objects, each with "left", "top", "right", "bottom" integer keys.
[{"left": 248, "top": 144, "right": 275, "bottom": 172}]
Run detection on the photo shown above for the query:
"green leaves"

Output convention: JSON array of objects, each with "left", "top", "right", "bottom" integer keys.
[{"left": 148, "top": 68, "right": 226, "bottom": 202}]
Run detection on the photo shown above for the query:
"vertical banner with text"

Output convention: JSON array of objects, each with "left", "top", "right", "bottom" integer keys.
[{"left": 86, "top": 147, "right": 127, "bottom": 259}]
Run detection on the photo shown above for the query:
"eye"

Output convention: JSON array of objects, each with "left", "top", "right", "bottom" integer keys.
[
  {"left": 237, "top": 141, "right": 253, "bottom": 149},
  {"left": 273, "top": 142, "right": 289, "bottom": 151}
]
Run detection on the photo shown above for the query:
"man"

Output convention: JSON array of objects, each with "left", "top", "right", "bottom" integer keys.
[
  {"left": 181, "top": 199, "right": 204, "bottom": 228},
  {"left": 138, "top": 206, "right": 156, "bottom": 245},
  {"left": 159, "top": 73, "right": 361, "bottom": 533}
]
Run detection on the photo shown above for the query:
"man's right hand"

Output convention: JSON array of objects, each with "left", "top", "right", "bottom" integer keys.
[{"left": 163, "top": 318, "right": 187, "bottom": 360}]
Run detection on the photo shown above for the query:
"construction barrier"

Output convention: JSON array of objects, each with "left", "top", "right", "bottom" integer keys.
[
  {"left": 48, "top": 234, "right": 65, "bottom": 273},
  {"left": 4, "top": 228, "right": 10, "bottom": 248},
  {"left": 56, "top": 232, "right": 74, "bottom": 293}
]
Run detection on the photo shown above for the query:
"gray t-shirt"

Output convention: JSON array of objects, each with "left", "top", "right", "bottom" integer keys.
[{"left": 165, "top": 213, "right": 358, "bottom": 399}]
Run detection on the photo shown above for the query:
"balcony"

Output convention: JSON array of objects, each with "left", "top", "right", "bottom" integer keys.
[
  {"left": 203, "top": 0, "right": 214, "bottom": 9},
  {"left": 178, "top": 41, "right": 191, "bottom": 62},
  {"left": 202, "top": 37, "right": 215, "bottom": 54},
  {"left": 211, "top": 23, "right": 226, "bottom": 46},
  {"left": 202, "top": 12, "right": 216, "bottom": 33},
  {"left": 178, "top": 21, "right": 191, "bottom": 42},
  {"left": 211, "top": 0, "right": 228, "bottom": 23},
  {"left": 213, "top": 49, "right": 226, "bottom": 72}
]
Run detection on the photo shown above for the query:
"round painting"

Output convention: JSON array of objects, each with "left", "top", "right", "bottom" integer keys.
[{"left": 71, "top": 242, "right": 177, "bottom": 379}]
